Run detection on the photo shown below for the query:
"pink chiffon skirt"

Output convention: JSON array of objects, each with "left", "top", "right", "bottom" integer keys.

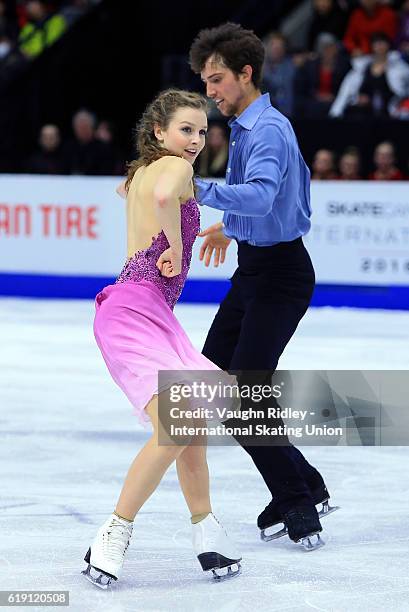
[{"left": 93, "top": 280, "right": 219, "bottom": 426}]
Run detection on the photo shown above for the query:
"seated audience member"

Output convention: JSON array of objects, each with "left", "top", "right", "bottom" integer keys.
[
  {"left": 338, "top": 147, "right": 362, "bottom": 179},
  {"left": 64, "top": 109, "right": 117, "bottom": 175},
  {"left": 358, "top": 32, "right": 409, "bottom": 116},
  {"left": 198, "top": 123, "right": 229, "bottom": 178},
  {"left": 330, "top": 31, "right": 409, "bottom": 116},
  {"left": 262, "top": 31, "right": 295, "bottom": 117},
  {"left": 0, "top": 0, "right": 19, "bottom": 40},
  {"left": 312, "top": 148, "right": 339, "bottom": 179},
  {"left": 0, "top": 25, "right": 11, "bottom": 60},
  {"left": 308, "top": 0, "right": 349, "bottom": 51},
  {"left": 294, "top": 33, "right": 350, "bottom": 118},
  {"left": 369, "top": 141, "right": 405, "bottom": 179},
  {"left": 343, "top": 0, "right": 398, "bottom": 56},
  {"left": 61, "top": 0, "right": 91, "bottom": 26},
  {"left": 18, "top": 1, "right": 67, "bottom": 58},
  {"left": 395, "top": 0, "right": 409, "bottom": 59},
  {"left": 95, "top": 119, "right": 126, "bottom": 175},
  {"left": 26, "top": 124, "right": 67, "bottom": 174}
]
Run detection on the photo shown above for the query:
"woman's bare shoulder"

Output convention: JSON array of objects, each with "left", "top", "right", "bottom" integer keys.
[{"left": 149, "top": 155, "right": 193, "bottom": 176}]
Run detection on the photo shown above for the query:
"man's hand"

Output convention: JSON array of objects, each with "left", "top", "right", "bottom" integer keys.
[
  {"left": 156, "top": 247, "right": 182, "bottom": 277},
  {"left": 198, "top": 222, "right": 232, "bottom": 267}
]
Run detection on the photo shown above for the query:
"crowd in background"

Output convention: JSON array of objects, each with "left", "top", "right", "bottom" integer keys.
[
  {"left": 200, "top": 123, "right": 409, "bottom": 179},
  {"left": 1, "top": 0, "right": 409, "bottom": 179},
  {"left": 262, "top": 0, "right": 409, "bottom": 120},
  {"left": 26, "top": 109, "right": 125, "bottom": 175},
  {"left": 311, "top": 141, "right": 407, "bottom": 178},
  {"left": 203, "top": 0, "right": 409, "bottom": 179},
  {"left": 0, "top": 0, "right": 99, "bottom": 75}
]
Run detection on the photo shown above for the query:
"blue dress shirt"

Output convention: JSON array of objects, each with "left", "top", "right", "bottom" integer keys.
[{"left": 196, "top": 93, "right": 312, "bottom": 246}]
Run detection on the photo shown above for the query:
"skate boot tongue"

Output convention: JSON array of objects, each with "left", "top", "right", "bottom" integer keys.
[{"left": 103, "top": 515, "right": 133, "bottom": 563}]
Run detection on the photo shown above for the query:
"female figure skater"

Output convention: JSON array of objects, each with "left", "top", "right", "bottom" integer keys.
[{"left": 82, "top": 89, "right": 241, "bottom": 588}]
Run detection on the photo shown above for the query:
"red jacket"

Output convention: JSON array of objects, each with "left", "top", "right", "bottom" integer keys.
[{"left": 343, "top": 6, "right": 398, "bottom": 54}]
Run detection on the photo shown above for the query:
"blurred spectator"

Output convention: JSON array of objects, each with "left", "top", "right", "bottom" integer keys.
[
  {"left": 369, "top": 141, "right": 405, "bottom": 179},
  {"left": 312, "top": 148, "right": 339, "bottom": 179},
  {"left": 294, "top": 33, "right": 350, "bottom": 118},
  {"left": 343, "top": 0, "right": 398, "bottom": 55},
  {"left": 26, "top": 124, "right": 67, "bottom": 174},
  {"left": 395, "top": 0, "right": 409, "bottom": 59},
  {"left": 0, "top": 1, "right": 10, "bottom": 39},
  {"left": 95, "top": 119, "right": 126, "bottom": 174},
  {"left": 198, "top": 123, "right": 229, "bottom": 178},
  {"left": 357, "top": 32, "right": 409, "bottom": 116},
  {"left": 18, "top": 1, "right": 67, "bottom": 58},
  {"left": 60, "top": 0, "right": 91, "bottom": 26},
  {"left": 0, "top": 0, "right": 18, "bottom": 40},
  {"left": 330, "top": 32, "right": 409, "bottom": 116},
  {"left": 0, "top": 25, "right": 11, "bottom": 59},
  {"left": 0, "top": 26, "right": 26, "bottom": 86},
  {"left": 308, "top": 0, "right": 349, "bottom": 51},
  {"left": 95, "top": 120, "right": 114, "bottom": 143},
  {"left": 262, "top": 31, "right": 295, "bottom": 117},
  {"left": 338, "top": 147, "right": 362, "bottom": 179},
  {"left": 64, "top": 109, "right": 122, "bottom": 175}
]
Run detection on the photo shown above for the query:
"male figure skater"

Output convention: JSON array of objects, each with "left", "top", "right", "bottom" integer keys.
[{"left": 190, "top": 23, "right": 337, "bottom": 549}]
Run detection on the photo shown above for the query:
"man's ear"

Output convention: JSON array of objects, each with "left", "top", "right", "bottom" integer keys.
[{"left": 240, "top": 64, "right": 253, "bottom": 84}]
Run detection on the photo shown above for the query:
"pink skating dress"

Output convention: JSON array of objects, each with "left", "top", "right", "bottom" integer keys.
[{"left": 93, "top": 198, "right": 218, "bottom": 426}]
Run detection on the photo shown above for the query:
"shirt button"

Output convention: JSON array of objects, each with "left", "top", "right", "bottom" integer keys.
[
  {"left": 231, "top": 141, "right": 236, "bottom": 146},
  {"left": 227, "top": 167, "right": 231, "bottom": 173}
]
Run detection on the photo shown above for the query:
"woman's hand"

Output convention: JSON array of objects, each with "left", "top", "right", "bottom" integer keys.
[
  {"left": 198, "top": 222, "right": 232, "bottom": 267},
  {"left": 116, "top": 180, "right": 127, "bottom": 199},
  {"left": 156, "top": 247, "right": 182, "bottom": 277}
]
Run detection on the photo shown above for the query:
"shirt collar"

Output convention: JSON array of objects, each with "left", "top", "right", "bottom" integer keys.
[{"left": 228, "top": 93, "right": 271, "bottom": 130}]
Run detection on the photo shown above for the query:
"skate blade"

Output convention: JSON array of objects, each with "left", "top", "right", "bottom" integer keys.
[
  {"left": 211, "top": 562, "right": 241, "bottom": 581},
  {"left": 81, "top": 564, "right": 114, "bottom": 589},
  {"left": 260, "top": 524, "right": 288, "bottom": 542},
  {"left": 318, "top": 500, "right": 340, "bottom": 519},
  {"left": 301, "top": 533, "right": 325, "bottom": 552}
]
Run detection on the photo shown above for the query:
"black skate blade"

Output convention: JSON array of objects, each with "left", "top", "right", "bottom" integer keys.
[
  {"left": 301, "top": 533, "right": 325, "bottom": 552},
  {"left": 260, "top": 524, "right": 288, "bottom": 542},
  {"left": 211, "top": 562, "right": 241, "bottom": 581},
  {"left": 318, "top": 500, "right": 340, "bottom": 519}
]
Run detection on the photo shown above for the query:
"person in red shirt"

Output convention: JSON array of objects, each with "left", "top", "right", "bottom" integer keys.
[
  {"left": 344, "top": 0, "right": 398, "bottom": 56},
  {"left": 369, "top": 141, "right": 404, "bottom": 180}
]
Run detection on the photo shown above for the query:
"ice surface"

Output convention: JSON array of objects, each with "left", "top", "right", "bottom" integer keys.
[{"left": 1, "top": 299, "right": 409, "bottom": 611}]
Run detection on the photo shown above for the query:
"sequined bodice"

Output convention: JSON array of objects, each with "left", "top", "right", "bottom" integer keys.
[{"left": 116, "top": 198, "right": 200, "bottom": 309}]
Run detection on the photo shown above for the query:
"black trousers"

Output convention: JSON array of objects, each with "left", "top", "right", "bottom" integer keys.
[{"left": 202, "top": 238, "right": 322, "bottom": 514}]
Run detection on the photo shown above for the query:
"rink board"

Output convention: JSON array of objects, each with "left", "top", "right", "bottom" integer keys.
[{"left": 1, "top": 175, "right": 409, "bottom": 309}]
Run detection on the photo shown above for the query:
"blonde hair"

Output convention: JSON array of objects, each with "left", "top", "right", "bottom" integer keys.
[{"left": 126, "top": 89, "right": 208, "bottom": 191}]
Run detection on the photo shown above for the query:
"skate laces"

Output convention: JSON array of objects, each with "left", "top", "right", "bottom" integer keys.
[{"left": 102, "top": 517, "right": 132, "bottom": 562}]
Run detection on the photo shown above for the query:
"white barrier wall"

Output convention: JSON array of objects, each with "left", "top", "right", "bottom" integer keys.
[
  {"left": 1, "top": 175, "right": 409, "bottom": 302},
  {"left": 305, "top": 181, "right": 409, "bottom": 286},
  {"left": 0, "top": 175, "right": 238, "bottom": 279}
]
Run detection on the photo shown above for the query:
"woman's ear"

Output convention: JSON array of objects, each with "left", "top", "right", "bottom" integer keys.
[{"left": 153, "top": 123, "right": 164, "bottom": 143}]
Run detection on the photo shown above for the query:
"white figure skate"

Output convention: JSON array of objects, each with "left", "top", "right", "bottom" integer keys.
[{"left": 82, "top": 514, "right": 133, "bottom": 589}]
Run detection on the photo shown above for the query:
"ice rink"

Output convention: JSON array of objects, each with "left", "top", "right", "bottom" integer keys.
[{"left": 1, "top": 298, "right": 409, "bottom": 612}]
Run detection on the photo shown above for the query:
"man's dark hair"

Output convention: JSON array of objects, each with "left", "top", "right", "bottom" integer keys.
[{"left": 189, "top": 22, "right": 265, "bottom": 89}]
